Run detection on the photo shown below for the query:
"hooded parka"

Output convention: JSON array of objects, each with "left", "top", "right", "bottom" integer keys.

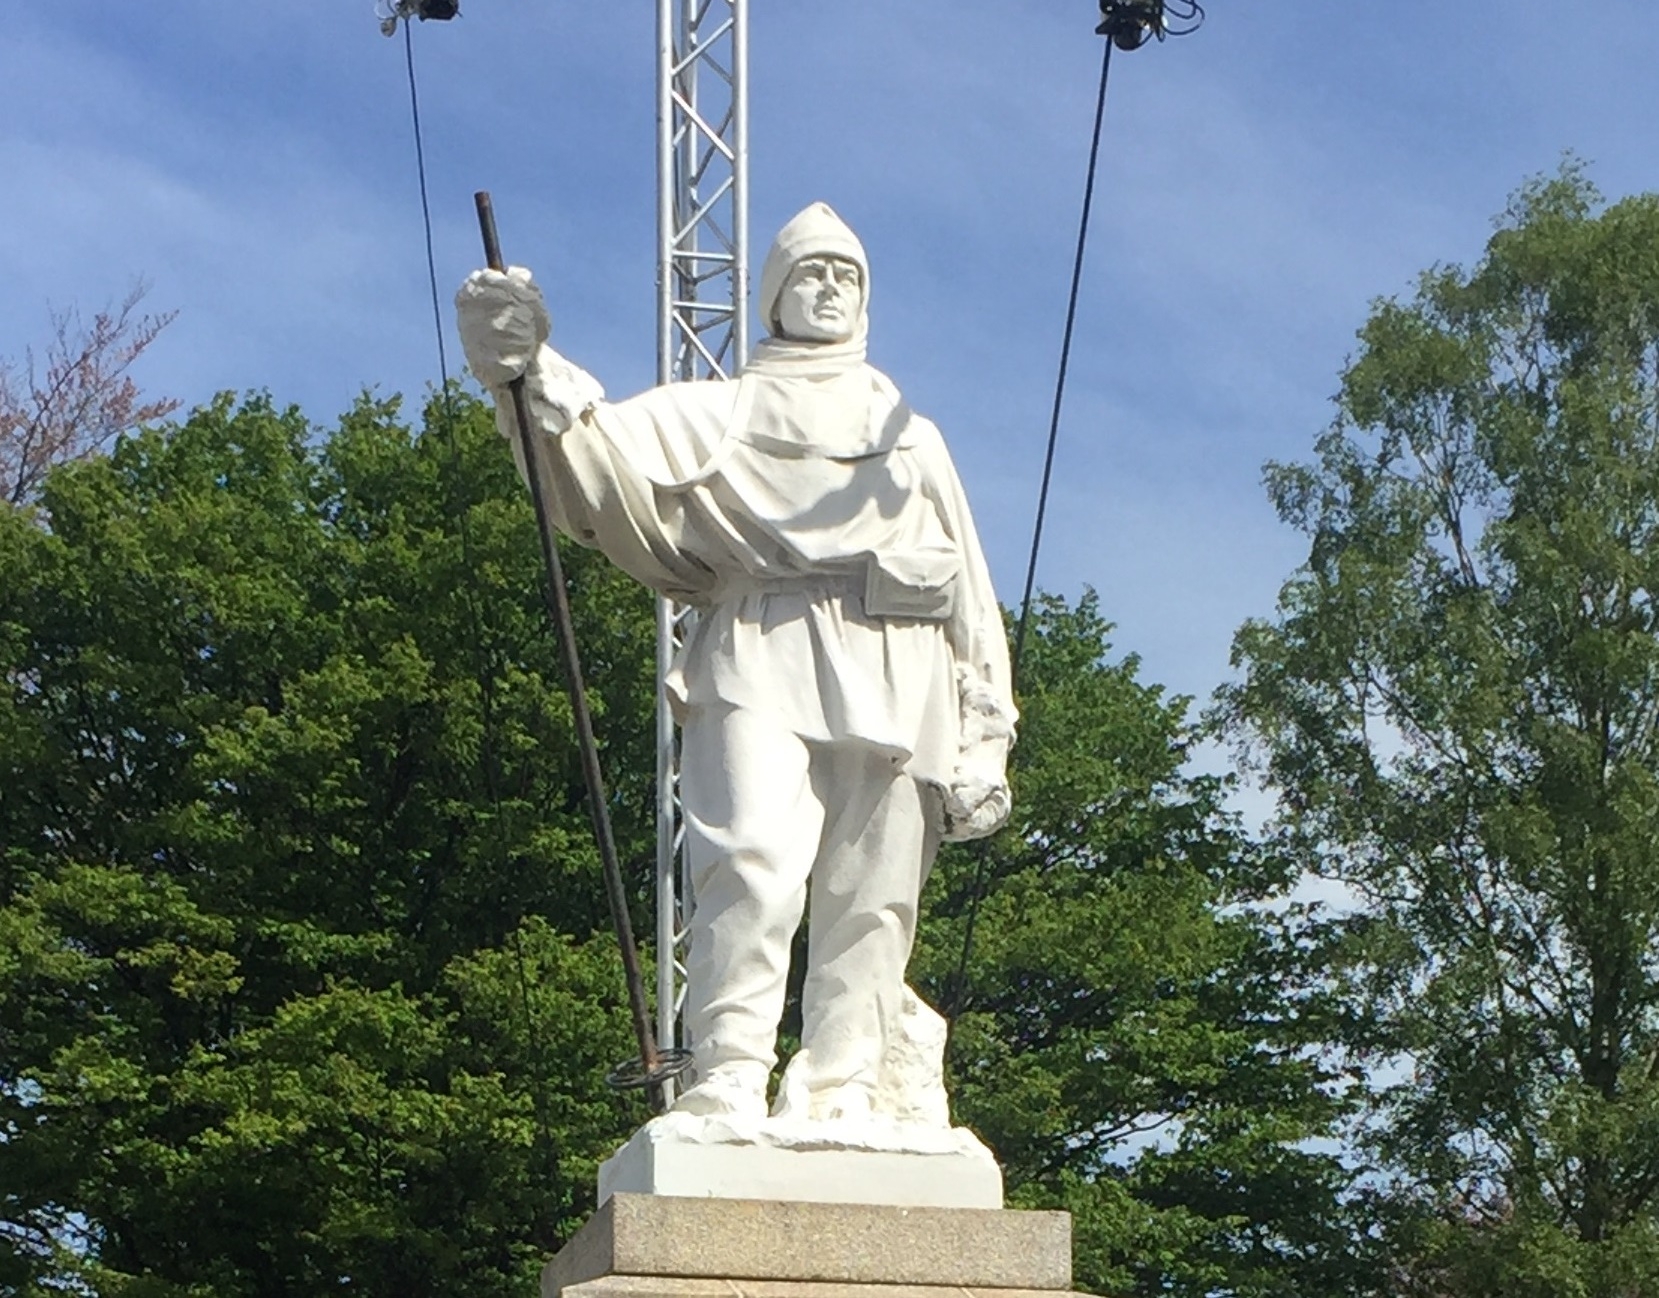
[{"left": 492, "top": 203, "right": 1014, "bottom": 1119}]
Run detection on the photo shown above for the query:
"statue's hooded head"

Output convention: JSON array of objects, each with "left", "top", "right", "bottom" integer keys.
[
  {"left": 743, "top": 202, "right": 897, "bottom": 448},
  {"left": 758, "top": 202, "right": 869, "bottom": 349}
]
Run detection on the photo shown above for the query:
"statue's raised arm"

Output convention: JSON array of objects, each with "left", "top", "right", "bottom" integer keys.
[{"left": 455, "top": 203, "right": 1015, "bottom": 1130}]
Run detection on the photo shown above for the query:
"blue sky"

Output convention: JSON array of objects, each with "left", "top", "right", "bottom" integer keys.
[{"left": 6, "top": 0, "right": 1659, "bottom": 731}]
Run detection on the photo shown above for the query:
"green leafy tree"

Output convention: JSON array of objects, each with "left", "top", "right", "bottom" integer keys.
[
  {"left": 1, "top": 391, "right": 650, "bottom": 1296},
  {"left": 2, "top": 384, "right": 1362, "bottom": 1297},
  {"left": 920, "top": 594, "right": 1370, "bottom": 1298},
  {"left": 1218, "top": 164, "right": 1659, "bottom": 1296}
]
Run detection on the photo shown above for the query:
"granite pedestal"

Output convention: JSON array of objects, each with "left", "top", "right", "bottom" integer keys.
[{"left": 542, "top": 1195, "right": 1099, "bottom": 1298}]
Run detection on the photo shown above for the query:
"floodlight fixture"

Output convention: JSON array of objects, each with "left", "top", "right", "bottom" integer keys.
[{"left": 1095, "top": 0, "right": 1205, "bottom": 49}]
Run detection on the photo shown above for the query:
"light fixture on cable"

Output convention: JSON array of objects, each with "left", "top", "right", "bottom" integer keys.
[
  {"left": 378, "top": 0, "right": 460, "bottom": 38},
  {"left": 1095, "top": 0, "right": 1204, "bottom": 49}
]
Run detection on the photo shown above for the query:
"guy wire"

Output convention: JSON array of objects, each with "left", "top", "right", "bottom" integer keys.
[
  {"left": 400, "top": 20, "right": 566, "bottom": 1214},
  {"left": 1014, "top": 35, "right": 1114, "bottom": 678},
  {"left": 405, "top": 21, "right": 451, "bottom": 387},
  {"left": 948, "top": 35, "right": 1116, "bottom": 1019}
]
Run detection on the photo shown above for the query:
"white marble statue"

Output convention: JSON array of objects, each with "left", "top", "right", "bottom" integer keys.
[{"left": 456, "top": 203, "right": 1015, "bottom": 1130}]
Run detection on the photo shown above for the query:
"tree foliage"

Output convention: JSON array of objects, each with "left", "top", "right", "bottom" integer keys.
[
  {"left": 920, "top": 594, "right": 1366, "bottom": 1297},
  {"left": 0, "top": 387, "right": 1357, "bottom": 1295},
  {"left": 1219, "top": 164, "right": 1659, "bottom": 1295},
  {"left": 1, "top": 391, "right": 650, "bottom": 1296}
]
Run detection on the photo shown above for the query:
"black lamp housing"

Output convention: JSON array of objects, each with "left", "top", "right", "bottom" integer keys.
[{"left": 1095, "top": 0, "right": 1204, "bottom": 49}]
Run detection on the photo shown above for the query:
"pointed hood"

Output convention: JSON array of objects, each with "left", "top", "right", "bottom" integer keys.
[
  {"left": 757, "top": 201, "right": 870, "bottom": 342},
  {"left": 730, "top": 202, "right": 906, "bottom": 461}
]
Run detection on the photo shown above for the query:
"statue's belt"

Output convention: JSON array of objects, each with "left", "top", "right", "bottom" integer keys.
[{"left": 713, "top": 562, "right": 959, "bottom": 622}]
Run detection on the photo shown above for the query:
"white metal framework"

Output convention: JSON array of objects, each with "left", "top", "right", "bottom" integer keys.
[{"left": 655, "top": 0, "right": 749, "bottom": 1082}]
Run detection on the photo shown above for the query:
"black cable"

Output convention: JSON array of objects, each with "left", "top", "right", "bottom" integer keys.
[
  {"left": 1013, "top": 36, "right": 1114, "bottom": 678},
  {"left": 400, "top": 20, "right": 567, "bottom": 1209},
  {"left": 405, "top": 22, "right": 451, "bottom": 387},
  {"left": 1162, "top": 0, "right": 1206, "bottom": 37},
  {"left": 947, "top": 36, "right": 1116, "bottom": 1018}
]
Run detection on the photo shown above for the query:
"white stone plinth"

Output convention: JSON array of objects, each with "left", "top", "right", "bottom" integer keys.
[{"left": 597, "top": 1112, "right": 1003, "bottom": 1210}]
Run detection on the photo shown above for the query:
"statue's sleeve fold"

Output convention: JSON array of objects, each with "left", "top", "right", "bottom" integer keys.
[
  {"left": 922, "top": 425, "right": 1018, "bottom": 754},
  {"left": 493, "top": 345, "right": 720, "bottom": 603}
]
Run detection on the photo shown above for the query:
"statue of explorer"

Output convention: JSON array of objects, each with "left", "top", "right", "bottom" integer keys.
[{"left": 456, "top": 202, "right": 1015, "bottom": 1126}]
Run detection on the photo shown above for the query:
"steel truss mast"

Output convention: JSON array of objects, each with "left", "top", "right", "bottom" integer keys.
[{"left": 654, "top": 0, "right": 749, "bottom": 1088}]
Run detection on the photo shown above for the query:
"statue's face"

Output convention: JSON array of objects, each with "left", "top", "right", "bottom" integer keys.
[{"left": 776, "top": 255, "right": 863, "bottom": 343}]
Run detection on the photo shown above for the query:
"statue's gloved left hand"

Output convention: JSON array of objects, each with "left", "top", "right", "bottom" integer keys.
[
  {"left": 928, "top": 669, "right": 1015, "bottom": 842},
  {"left": 935, "top": 771, "right": 1011, "bottom": 842},
  {"left": 455, "top": 266, "right": 551, "bottom": 389}
]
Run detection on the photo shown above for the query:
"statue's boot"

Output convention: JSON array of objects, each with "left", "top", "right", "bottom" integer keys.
[
  {"left": 671, "top": 1061, "right": 770, "bottom": 1119},
  {"left": 772, "top": 1050, "right": 876, "bottom": 1122}
]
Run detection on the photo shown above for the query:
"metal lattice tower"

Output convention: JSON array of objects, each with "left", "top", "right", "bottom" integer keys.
[{"left": 654, "top": 0, "right": 749, "bottom": 1086}]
